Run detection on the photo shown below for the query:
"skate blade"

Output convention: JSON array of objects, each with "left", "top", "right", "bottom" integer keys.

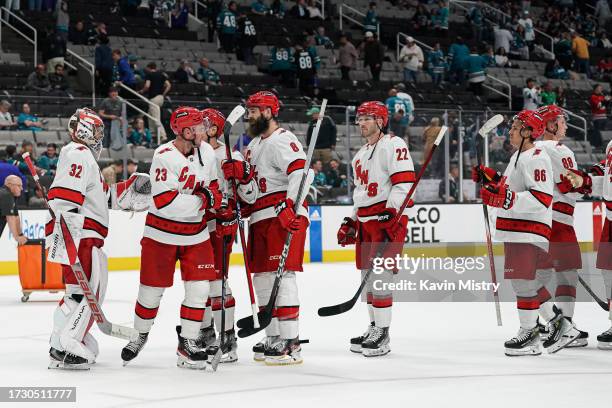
[
  {"left": 264, "top": 357, "right": 303, "bottom": 366},
  {"left": 565, "top": 337, "right": 588, "bottom": 348},
  {"left": 504, "top": 345, "right": 542, "bottom": 357},
  {"left": 122, "top": 360, "right": 131, "bottom": 367},
  {"left": 350, "top": 344, "right": 362, "bottom": 353},
  {"left": 176, "top": 354, "right": 207, "bottom": 370},
  {"left": 48, "top": 360, "right": 91, "bottom": 370},
  {"left": 548, "top": 330, "right": 580, "bottom": 354},
  {"left": 220, "top": 352, "right": 238, "bottom": 363},
  {"left": 362, "top": 345, "right": 391, "bottom": 357},
  {"left": 253, "top": 352, "right": 265, "bottom": 362},
  {"left": 597, "top": 341, "right": 612, "bottom": 350}
]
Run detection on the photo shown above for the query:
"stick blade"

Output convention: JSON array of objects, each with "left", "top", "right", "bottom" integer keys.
[
  {"left": 478, "top": 114, "right": 505, "bottom": 137},
  {"left": 210, "top": 348, "right": 222, "bottom": 371},
  {"left": 225, "top": 105, "right": 246, "bottom": 126},
  {"left": 317, "top": 299, "right": 357, "bottom": 317}
]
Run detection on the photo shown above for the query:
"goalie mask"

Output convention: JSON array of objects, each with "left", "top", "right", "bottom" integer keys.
[{"left": 68, "top": 108, "right": 105, "bottom": 159}]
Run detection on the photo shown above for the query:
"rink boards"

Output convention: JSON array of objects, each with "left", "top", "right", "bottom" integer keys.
[{"left": 0, "top": 202, "right": 607, "bottom": 275}]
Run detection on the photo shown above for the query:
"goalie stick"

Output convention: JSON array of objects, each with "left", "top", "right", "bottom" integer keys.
[
  {"left": 476, "top": 114, "right": 504, "bottom": 326},
  {"left": 236, "top": 99, "right": 328, "bottom": 338},
  {"left": 317, "top": 125, "right": 448, "bottom": 317},
  {"left": 22, "top": 152, "right": 139, "bottom": 341}
]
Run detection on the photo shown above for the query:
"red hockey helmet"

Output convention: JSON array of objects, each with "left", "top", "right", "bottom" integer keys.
[
  {"left": 356, "top": 101, "right": 389, "bottom": 127},
  {"left": 512, "top": 110, "right": 545, "bottom": 139},
  {"left": 201, "top": 108, "right": 226, "bottom": 138},
  {"left": 246, "top": 91, "right": 280, "bottom": 117},
  {"left": 170, "top": 106, "right": 203, "bottom": 136},
  {"left": 536, "top": 104, "right": 568, "bottom": 124}
]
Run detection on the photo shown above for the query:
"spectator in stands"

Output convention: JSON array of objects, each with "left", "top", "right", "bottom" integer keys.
[
  {"left": 0, "top": 150, "right": 25, "bottom": 191},
  {"left": 0, "top": 175, "right": 27, "bottom": 245},
  {"left": 518, "top": 10, "right": 535, "bottom": 50},
  {"left": 174, "top": 60, "right": 193, "bottom": 84},
  {"left": 540, "top": 81, "right": 557, "bottom": 106},
  {"left": 494, "top": 47, "right": 511, "bottom": 68},
  {"left": 522, "top": 78, "right": 540, "bottom": 110},
  {"left": 512, "top": 24, "right": 529, "bottom": 60},
  {"left": 571, "top": 30, "right": 591, "bottom": 78},
  {"left": 269, "top": 38, "right": 295, "bottom": 87},
  {"left": 0, "top": 100, "right": 17, "bottom": 130},
  {"left": 290, "top": 0, "right": 309, "bottom": 19},
  {"left": 36, "top": 143, "right": 59, "bottom": 176},
  {"left": 251, "top": 0, "right": 269, "bottom": 15},
  {"left": 98, "top": 87, "right": 124, "bottom": 149},
  {"left": 95, "top": 35, "right": 113, "bottom": 95},
  {"left": 595, "top": 0, "right": 611, "bottom": 27},
  {"left": 311, "top": 160, "right": 327, "bottom": 186},
  {"left": 306, "top": 0, "right": 322, "bottom": 19},
  {"left": 427, "top": 43, "right": 446, "bottom": 86},
  {"left": 598, "top": 56, "right": 612, "bottom": 82},
  {"left": 399, "top": 36, "right": 424, "bottom": 84},
  {"left": 411, "top": 5, "right": 431, "bottom": 34},
  {"left": 590, "top": 84, "right": 611, "bottom": 149},
  {"left": 385, "top": 88, "right": 412, "bottom": 138},
  {"left": 87, "top": 22, "right": 107, "bottom": 45},
  {"left": 128, "top": 55, "right": 145, "bottom": 85},
  {"left": 481, "top": 46, "right": 495, "bottom": 67},
  {"left": 127, "top": 159, "right": 138, "bottom": 177},
  {"left": 139, "top": 62, "right": 170, "bottom": 141},
  {"left": 171, "top": 1, "right": 189, "bottom": 29},
  {"left": 271, "top": 0, "right": 286, "bottom": 18},
  {"left": 555, "top": 32, "right": 573, "bottom": 70},
  {"left": 306, "top": 106, "right": 336, "bottom": 164},
  {"left": 237, "top": 13, "right": 258, "bottom": 65},
  {"left": 468, "top": 1, "right": 484, "bottom": 43},
  {"left": 49, "top": 64, "right": 70, "bottom": 94},
  {"left": 17, "top": 104, "right": 44, "bottom": 132},
  {"left": 363, "top": 2, "right": 378, "bottom": 34},
  {"left": 545, "top": 58, "right": 570, "bottom": 79},
  {"left": 493, "top": 23, "right": 513, "bottom": 54},
  {"left": 44, "top": 29, "right": 67, "bottom": 74},
  {"left": 361, "top": 31, "right": 384, "bottom": 82},
  {"left": 325, "top": 159, "right": 347, "bottom": 188},
  {"left": 423, "top": 117, "right": 442, "bottom": 176},
  {"left": 69, "top": 20, "right": 88, "bottom": 45},
  {"left": 28, "top": 185, "right": 47, "bottom": 208},
  {"left": 337, "top": 34, "right": 358, "bottom": 81},
  {"left": 129, "top": 118, "right": 153, "bottom": 147},
  {"left": 556, "top": 86, "right": 567, "bottom": 107},
  {"left": 196, "top": 58, "right": 222, "bottom": 85},
  {"left": 294, "top": 40, "right": 319, "bottom": 98},
  {"left": 27, "top": 64, "right": 51, "bottom": 93},
  {"left": 432, "top": 0, "right": 449, "bottom": 32},
  {"left": 448, "top": 37, "right": 469, "bottom": 84},
  {"left": 439, "top": 164, "right": 460, "bottom": 203},
  {"left": 217, "top": 1, "right": 238, "bottom": 53},
  {"left": 463, "top": 46, "right": 487, "bottom": 96},
  {"left": 55, "top": 0, "right": 69, "bottom": 40},
  {"left": 102, "top": 160, "right": 124, "bottom": 185},
  {"left": 15, "top": 141, "right": 37, "bottom": 176},
  {"left": 599, "top": 32, "right": 612, "bottom": 48},
  {"left": 112, "top": 49, "right": 136, "bottom": 89},
  {"left": 315, "top": 26, "right": 333, "bottom": 49}
]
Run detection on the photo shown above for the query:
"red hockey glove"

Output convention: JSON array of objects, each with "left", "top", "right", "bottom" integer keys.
[
  {"left": 274, "top": 198, "right": 303, "bottom": 232},
  {"left": 222, "top": 159, "right": 254, "bottom": 184},
  {"left": 589, "top": 160, "right": 605, "bottom": 177},
  {"left": 240, "top": 202, "right": 254, "bottom": 218},
  {"left": 196, "top": 186, "right": 222, "bottom": 210},
  {"left": 215, "top": 206, "right": 238, "bottom": 238},
  {"left": 337, "top": 217, "right": 357, "bottom": 246},
  {"left": 377, "top": 208, "right": 409, "bottom": 241},
  {"left": 557, "top": 174, "right": 574, "bottom": 194},
  {"left": 472, "top": 165, "right": 502, "bottom": 185},
  {"left": 565, "top": 168, "right": 592, "bottom": 194},
  {"left": 481, "top": 183, "right": 515, "bottom": 210}
]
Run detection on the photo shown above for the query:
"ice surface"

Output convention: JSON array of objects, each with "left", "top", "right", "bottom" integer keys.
[{"left": 1, "top": 262, "right": 612, "bottom": 408}]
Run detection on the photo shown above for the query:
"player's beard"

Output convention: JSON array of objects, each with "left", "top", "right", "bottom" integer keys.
[{"left": 247, "top": 115, "right": 270, "bottom": 137}]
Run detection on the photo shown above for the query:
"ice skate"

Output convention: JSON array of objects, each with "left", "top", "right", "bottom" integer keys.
[
  {"left": 176, "top": 326, "right": 207, "bottom": 370},
  {"left": 264, "top": 337, "right": 303, "bottom": 365},
  {"left": 543, "top": 309, "right": 580, "bottom": 353},
  {"left": 504, "top": 327, "right": 541, "bottom": 356},
  {"left": 564, "top": 319, "right": 588, "bottom": 348},
  {"left": 195, "top": 324, "right": 217, "bottom": 349},
  {"left": 121, "top": 332, "right": 149, "bottom": 366},
  {"left": 48, "top": 348, "right": 91, "bottom": 370},
  {"left": 207, "top": 329, "right": 238, "bottom": 364},
  {"left": 362, "top": 326, "right": 391, "bottom": 357},
  {"left": 350, "top": 322, "right": 375, "bottom": 353},
  {"left": 253, "top": 335, "right": 280, "bottom": 362},
  {"left": 597, "top": 326, "right": 612, "bottom": 350}
]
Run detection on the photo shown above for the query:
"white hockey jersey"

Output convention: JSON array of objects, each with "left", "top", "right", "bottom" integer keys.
[
  {"left": 351, "top": 134, "right": 415, "bottom": 222},
  {"left": 492, "top": 146, "right": 554, "bottom": 249},
  {"left": 206, "top": 143, "right": 257, "bottom": 233},
  {"left": 145, "top": 141, "right": 218, "bottom": 246},
  {"left": 46, "top": 142, "right": 109, "bottom": 240},
  {"left": 534, "top": 140, "right": 580, "bottom": 226},
  {"left": 590, "top": 140, "right": 612, "bottom": 221},
  {"left": 244, "top": 127, "right": 311, "bottom": 225}
]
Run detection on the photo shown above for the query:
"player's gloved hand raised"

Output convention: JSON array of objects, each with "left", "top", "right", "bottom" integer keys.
[
  {"left": 564, "top": 168, "right": 592, "bottom": 194},
  {"left": 589, "top": 160, "right": 605, "bottom": 176},
  {"left": 222, "top": 159, "right": 254, "bottom": 184},
  {"left": 377, "top": 207, "right": 409, "bottom": 241},
  {"left": 480, "top": 183, "right": 515, "bottom": 210},
  {"left": 274, "top": 198, "right": 307, "bottom": 232},
  {"left": 472, "top": 165, "right": 502, "bottom": 185},
  {"left": 197, "top": 186, "right": 222, "bottom": 210},
  {"left": 337, "top": 217, "right": 357, "bottom": 246}
]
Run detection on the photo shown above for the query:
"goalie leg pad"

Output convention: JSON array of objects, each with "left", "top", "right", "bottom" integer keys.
[
  {"left": 181, "top": 280, "right": 210, "bottom": 339},
  {"left": 276, "top": 271, "right": 299, "bottom": 340},
  {"left": 253, "top": 272, "right": 279, "bottom": 337}
]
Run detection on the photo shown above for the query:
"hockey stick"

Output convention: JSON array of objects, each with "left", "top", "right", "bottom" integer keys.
[
  {"left": 236, "top": 99, "right": 328, "bottom": 338},
  {"left": 476, "top": 114, "right": 504, "bottom": 326},
  {"left": 578, "top": 275, "right": 609, "bottom": 311},
  {"left": 22, "top": 153, "right": 139, "bottom": 341},
  {"left": 210, "top": 234, "right": 231, "bottom": 371},
  {"left": 220, "top": 104, "right": 260, "bottom": 328},
  {"left": 317, "top": 125, "right": 448, "bottom": 317}
]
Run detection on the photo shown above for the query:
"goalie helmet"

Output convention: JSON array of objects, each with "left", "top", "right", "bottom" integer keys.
[
  {"left": 246, "top": 91, "right": 280, "bottom": 117},
  {"left": 512, "top": 110, "right": 545, "bottom": 139},
  {"left": 356, "top": 101, "right": 389, "bottom": 127},
  {"left": 201, "top": 108, "right": 226, "bottom": 138},
  {"left": 68, "top": 108, "right": 104, "bottom": 159}
]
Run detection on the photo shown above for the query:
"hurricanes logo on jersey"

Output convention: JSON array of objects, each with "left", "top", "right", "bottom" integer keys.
[{"left": 355, "top": 160, "right": 369, "bottom": 185}]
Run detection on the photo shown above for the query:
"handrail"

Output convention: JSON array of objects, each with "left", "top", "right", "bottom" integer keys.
[
  {"left": 117, "top": 84, "right": 164, "bottom": 145},
  {"left": 485, "top": 74, "right": 512, "bottom": 109},
  {"left": 396, "top": 32, "right": 433, "bottom": 62},
  {"left": 315, "top": 0, "right": 325, "bottom": 19},
  {"left": 66, "top": 49, "right": 95, "bottom": 107},
  {"left": 449, "top": 0, "right": 554, "bottom": 57},
  {"left": 339, "top": 4, "right": 379, "bottom": 38},
  {"left": 562, "top": 107, "right": 588, "bottom": 147},
  {"left": 0, "top": 7, "right": 37, "bottom": 66},
  {"left": 192, "top": 0, "right": 207, "bottom": 20}
]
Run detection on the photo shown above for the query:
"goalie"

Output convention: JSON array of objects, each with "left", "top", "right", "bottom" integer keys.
[{"left": 46, "top": 108, "right": 151, "bottom": 370}]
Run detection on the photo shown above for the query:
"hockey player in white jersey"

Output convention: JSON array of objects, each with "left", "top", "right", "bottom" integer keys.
[
  {"left": 533, "top": 104, "right": 588, "bottom": 347},
  {"left": 475, "top": 110, "right": 579, "bottom": 356},
  {"left": 196, "top": 108, "right": 257, "bottom": 363},
  {"left": 121, "top": 106, "right": 222, "bottom": 369},
  {"left": 337, "top": 101, "right": 414, "bottom": 357},
  {"left": 222, "top": 91, "right": 311, "bottom": 365},
  {"left": 47, "top": 108, "right": 151, "bottom": 369},
  {"left": 565, "top": 141, "right": 612, "bottom": 349}
]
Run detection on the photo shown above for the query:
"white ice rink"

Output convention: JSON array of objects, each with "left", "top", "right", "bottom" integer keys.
[{"left": 2, "top": 262, "right": 612, "bottom": 408}]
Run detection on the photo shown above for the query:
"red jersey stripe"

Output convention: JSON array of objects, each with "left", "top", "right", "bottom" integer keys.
[
  {"left": 48, "top": 187, "right": 85, "bottom": 205},
  {"left": 496, "top": 217, "right": 552, "bottom": 240},
  {"left": 390, "top": 170, "right": 416, "bottom": 185},
  {"left": 552, "top": 202, "right": 574, "bottom": 216},
  {"left": 529, "top": 189, "right": 553, "bottom": 208},
  {"left": 153, "top": 190, "right": 179, "bottom": 210},
  {"left": 286, "top": 159, "right": 306, "bottom": 175},
  {"left": 135, "top": 302, "right": 159, "bottom": 320}
]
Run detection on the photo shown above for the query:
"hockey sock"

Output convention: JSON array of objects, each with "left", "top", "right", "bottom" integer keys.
[
  {"left": 537, "top": 286, "right": 556, "bottom": 322},
  {"left": 276, "top": 271, "right": 299, "bottom": 339},
  {"left": 201, "top": 298, "right": 213, "bottom": 329},
  {"left": 602, "top": 269, "right": 612, "bottom": 321},
  {"left": 512, "top": 279, "right": 539, "bottom": 329},
  {"left": 555, "top": 269, "right": 578, "bottom": 318},
  {"left": 254, "top": 272, "right": 280, "bottom": 337},
  {"left": 134, "top": 284, "right": 165, "bottom": 333},
  {"left": 210, "top": 280, "right": 236, "bottom": 331},
  {"left": 180, "top": 280, "right": 209, "bottom": 339},
  {"left": 369, "top": 269, "right": 393, "bottom": 328},
  {"left": 366, "top": 291, "right": 375, "bottom": 323}
]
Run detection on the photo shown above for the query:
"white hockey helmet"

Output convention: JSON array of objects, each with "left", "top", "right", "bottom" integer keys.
[{"left": 68, "top": 108, "right": 105, "bottom": 159}]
